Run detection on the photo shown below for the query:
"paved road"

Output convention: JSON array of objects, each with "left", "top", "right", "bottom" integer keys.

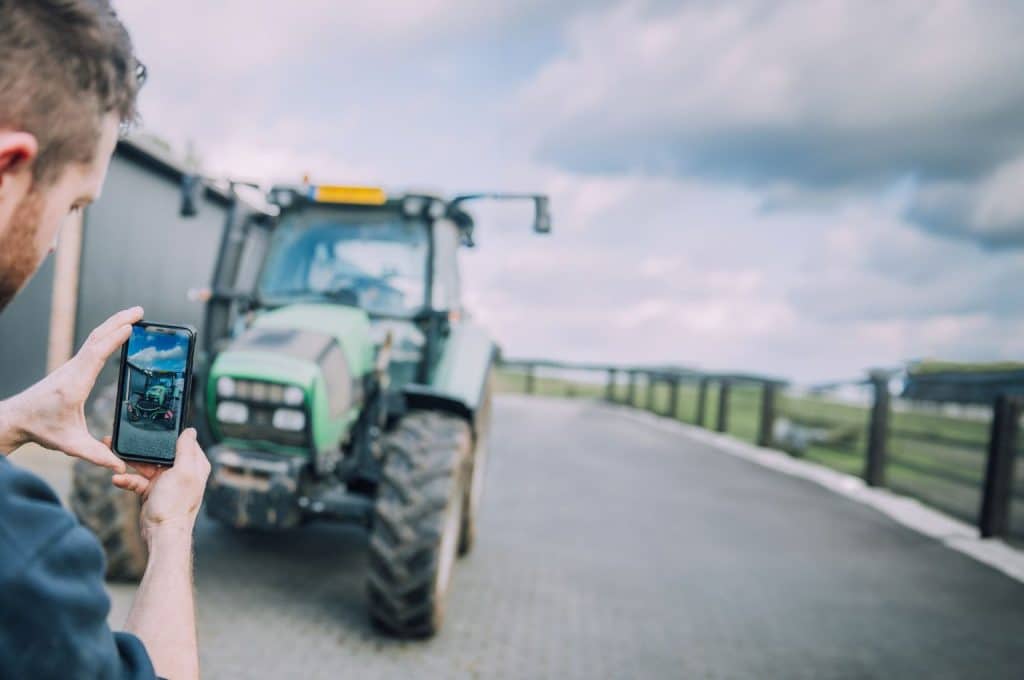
[
  {"left": 108, "top": 396, "right": 1024, "bottom": 679},
  {"left": 116, "top": 401, "right": 179, "bottom": 460}
]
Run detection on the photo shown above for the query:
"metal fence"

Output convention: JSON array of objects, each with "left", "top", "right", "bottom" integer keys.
[{"left": 498, "top": 360, "right": 1023, "bottom": 544}]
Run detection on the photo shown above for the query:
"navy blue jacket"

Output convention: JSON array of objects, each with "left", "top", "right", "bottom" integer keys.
[{"left": 0, "top": 455, "right": 156, "bottom": 679}]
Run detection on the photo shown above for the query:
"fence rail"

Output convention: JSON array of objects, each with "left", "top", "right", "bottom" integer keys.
[{"left": 498, "top": 359, "right": 1023, "bottom": 543}]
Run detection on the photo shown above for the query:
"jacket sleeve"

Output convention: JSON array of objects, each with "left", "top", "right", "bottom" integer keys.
[{"left": 0, "top": 461, "right": 156, "bottom": 680}]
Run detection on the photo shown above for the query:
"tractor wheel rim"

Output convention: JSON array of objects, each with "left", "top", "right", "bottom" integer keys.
[
  {"left": 434, "top": 474, "right": 464, "bottom": 600},
  {"left": 469, "top": 438, "right": 488, "bottom": 517}
]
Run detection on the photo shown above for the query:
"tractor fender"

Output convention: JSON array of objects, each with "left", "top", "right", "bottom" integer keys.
[
  {"left": 401, "top": 321, "right": 495, "bottom": 427},
  {"left": 428, "top": 321, "right": 495, "bottom": 413},
  {"left": 401, "top": 384, "right": 474, "bottom": 423}
]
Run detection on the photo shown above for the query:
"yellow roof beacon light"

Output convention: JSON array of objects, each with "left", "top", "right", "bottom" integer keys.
[{"left": 310, "top": 185, "right": 387, "bottom": 206}]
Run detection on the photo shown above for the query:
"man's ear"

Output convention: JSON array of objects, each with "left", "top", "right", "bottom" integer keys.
[
  {"left": 0, "top": 132, "right": 39, "bottom": 240},
  {"left": 0, "top": 131, "right": 39, "bottom": 185}
]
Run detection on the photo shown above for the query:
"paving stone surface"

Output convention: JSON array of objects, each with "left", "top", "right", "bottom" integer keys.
[
  {"left": 105, "top": 396, "right": 1024, "bottom": 679},
  {"left": 115, "top": 401, "right": 180, "bottom": 460}
]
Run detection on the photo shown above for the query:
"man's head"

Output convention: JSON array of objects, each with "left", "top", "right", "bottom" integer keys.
[{"left": 0, "top": 0, "right": 143, "bottom": 312}]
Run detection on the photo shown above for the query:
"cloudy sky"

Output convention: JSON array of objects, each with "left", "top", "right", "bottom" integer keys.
[
  {"left": 117, "top": 0, "right": 1024, "bottom": 382},
  {"left": 127, "top": 327, "right": 188, "bottom": 373}
]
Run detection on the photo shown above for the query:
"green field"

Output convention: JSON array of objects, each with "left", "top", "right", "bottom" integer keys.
[{"left": 496, "top": 366, "right": 1024, "bottom": 544}]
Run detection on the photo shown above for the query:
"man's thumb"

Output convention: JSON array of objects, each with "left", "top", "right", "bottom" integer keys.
[{"left": 177, "top": 427, "right": 198, "bottom": 451}]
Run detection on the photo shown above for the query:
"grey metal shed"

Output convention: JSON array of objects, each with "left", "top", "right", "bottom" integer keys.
[{"left": 0, "top": 137, "right": 232, "bottom": 399}]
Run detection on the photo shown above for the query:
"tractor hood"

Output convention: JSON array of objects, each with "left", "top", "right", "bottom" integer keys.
[
  {"left": 206, "top": 303, "right": 375, "bottom": 455},
  {"left": 210, "top": 303, "right": 374, "bottom": 392},
  {"left": 250, "top": 304, "right": 375, "bottom": 373}
]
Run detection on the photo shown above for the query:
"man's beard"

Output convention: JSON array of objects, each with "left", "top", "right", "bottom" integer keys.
[{"left": 0, "top": 190, "right": 43, "bottom": 314}]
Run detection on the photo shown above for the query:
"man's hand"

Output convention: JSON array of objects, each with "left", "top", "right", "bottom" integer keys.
[
  {"left": 111, "top": 428, "right": 211, "bottom": 536},
  {"left": 0, "top": 306, "right": 143, "bottom": 472}
]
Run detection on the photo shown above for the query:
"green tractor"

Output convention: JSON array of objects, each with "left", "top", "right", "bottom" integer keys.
[
  {"left": 124, "top": 368, "right": 177, "bottom": 429},
  {"left": 72, "top": 180, "right": 550, "bottom": 637}
]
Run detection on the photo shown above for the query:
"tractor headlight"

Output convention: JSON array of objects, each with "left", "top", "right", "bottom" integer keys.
[
  {"left": 216, "top": 401, "right": 248, "bottom": 424},
  {"left": 272, "top": 408, "right": 305, "bottom": 431},
  {"left": 216, "top": 376, "right": 236, "bottom": 398},
  {"left": 283, "top": 386, "right": 305, "bottom": 406}
]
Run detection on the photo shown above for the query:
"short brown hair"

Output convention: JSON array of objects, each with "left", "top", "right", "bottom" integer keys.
[{"left": 0, "top": 0, "right": 144, "bottom": 184}]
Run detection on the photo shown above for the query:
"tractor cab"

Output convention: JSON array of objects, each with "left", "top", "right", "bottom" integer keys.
[
  {"left": 191, "top": 184, "right": 549, "bottom": 394},
  {"left": 256, "top": 187, "right": 450, "bottom": 388},
  {"left": 246, "top": 185, "right": 550, "bottom": 388}
]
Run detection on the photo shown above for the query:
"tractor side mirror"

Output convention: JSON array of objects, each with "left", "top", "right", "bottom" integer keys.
[
  {"left": 180, "top": 174, "right": 201, "bottom": 218},
  {"left": 533, "top": 196, "right": 552, "bottom": 234},
  {"left": 450, "top": 192, "right": 552, "bottom": 237}
]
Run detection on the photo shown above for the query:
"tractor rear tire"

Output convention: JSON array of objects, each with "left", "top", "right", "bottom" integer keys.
[
  {"left": 367, "top": 411, "right": 471, "bottom": 638},
  {"left": 70, "top": 460, "right": 148, "bottom": 581},
  {"left": 69, "top": 381, "right": 147, "bottom": 581}
]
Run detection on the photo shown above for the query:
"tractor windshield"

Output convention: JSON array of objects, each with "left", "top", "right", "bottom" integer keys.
[{"left": 259, "top": 208, "right": 428, "bottom": 317}]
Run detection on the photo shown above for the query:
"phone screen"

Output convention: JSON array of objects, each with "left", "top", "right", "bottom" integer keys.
[{"left": 114, "top": 323, "right": 194, "bottom": 463}]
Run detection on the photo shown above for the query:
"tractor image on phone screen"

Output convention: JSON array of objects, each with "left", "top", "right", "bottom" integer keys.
[{"left": 113, "top": 323, "right": 196, "bottom": 464}]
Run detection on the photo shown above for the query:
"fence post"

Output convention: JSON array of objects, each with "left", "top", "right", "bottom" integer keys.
[
  {"left": 758, "top": 382, "right": 777, "bottom": 447},
  {"left": 716, "top": 379, "right": 731, "bottom": 433},
  {"left": 605, "top": 368, "right": 616, "bottom": 402},
  {"left": 864, "top": 371, "right": 890, "bottom": 487},
  {"left": 668, "top": 377, "right": 680, "bottom": 419},
  {"left": 627, "top": 371, "right": 637, "bottom": 406},
  {"left": 646, "top": 373, "right": 656, "bottom": 411},
  {"left": 525, "top": 364, "right": 535, "bottom": 395},
  {"left": 979, "top": 395, "right": 1021, "bottom": 538},
  {"left": 696, "top": 377, "right": 709, "bottom": 427}
]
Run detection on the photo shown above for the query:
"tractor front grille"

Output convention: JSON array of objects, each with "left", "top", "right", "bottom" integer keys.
[{"left": 217, "top": 402, "right": 309, "bottom": 448}]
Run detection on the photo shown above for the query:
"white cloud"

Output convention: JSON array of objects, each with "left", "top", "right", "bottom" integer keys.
[
  {"left": 520, "top": 0, "right": 1024, "bottom": 246},
  {"left": 129, "top": 345, "right": 185, "bottom": 368},
  {"left": 906, "top": 156, "right": 1024, "bottom": 248},
  {"left": 974, "top": 159, "right": 1024, "bottom": 238},
  {"left": 110, "top": 1, "right": 1024, "bottom": 383},
  {"left": 199, "top": 116, "right": 378, "bottom": 182},
  {"left": 526, "top": 0, "right": 1024, "bottom": 176},
  {"left": 462, "top": 165, "right": 1024, "bottom": 381},
  {"left": 120, "top": 0, "right": 482, "bottom": 74}
]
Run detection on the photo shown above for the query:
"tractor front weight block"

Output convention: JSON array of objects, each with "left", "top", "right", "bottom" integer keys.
[{"left": 206, "top": 446, "right": 305, "bottom": 530}]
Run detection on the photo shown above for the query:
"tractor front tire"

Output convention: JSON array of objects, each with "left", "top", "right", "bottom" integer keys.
[
  {"left": 70, "top": 459, "right": 148, "bottom": 581},
  {"left": 367, "top": 411, "right": 471, "bottom": 638}
]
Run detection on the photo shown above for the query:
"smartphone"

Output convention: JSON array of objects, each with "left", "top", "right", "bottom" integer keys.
[{"left": 111, "top": 321, "right": 197, "bottom": 465}]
